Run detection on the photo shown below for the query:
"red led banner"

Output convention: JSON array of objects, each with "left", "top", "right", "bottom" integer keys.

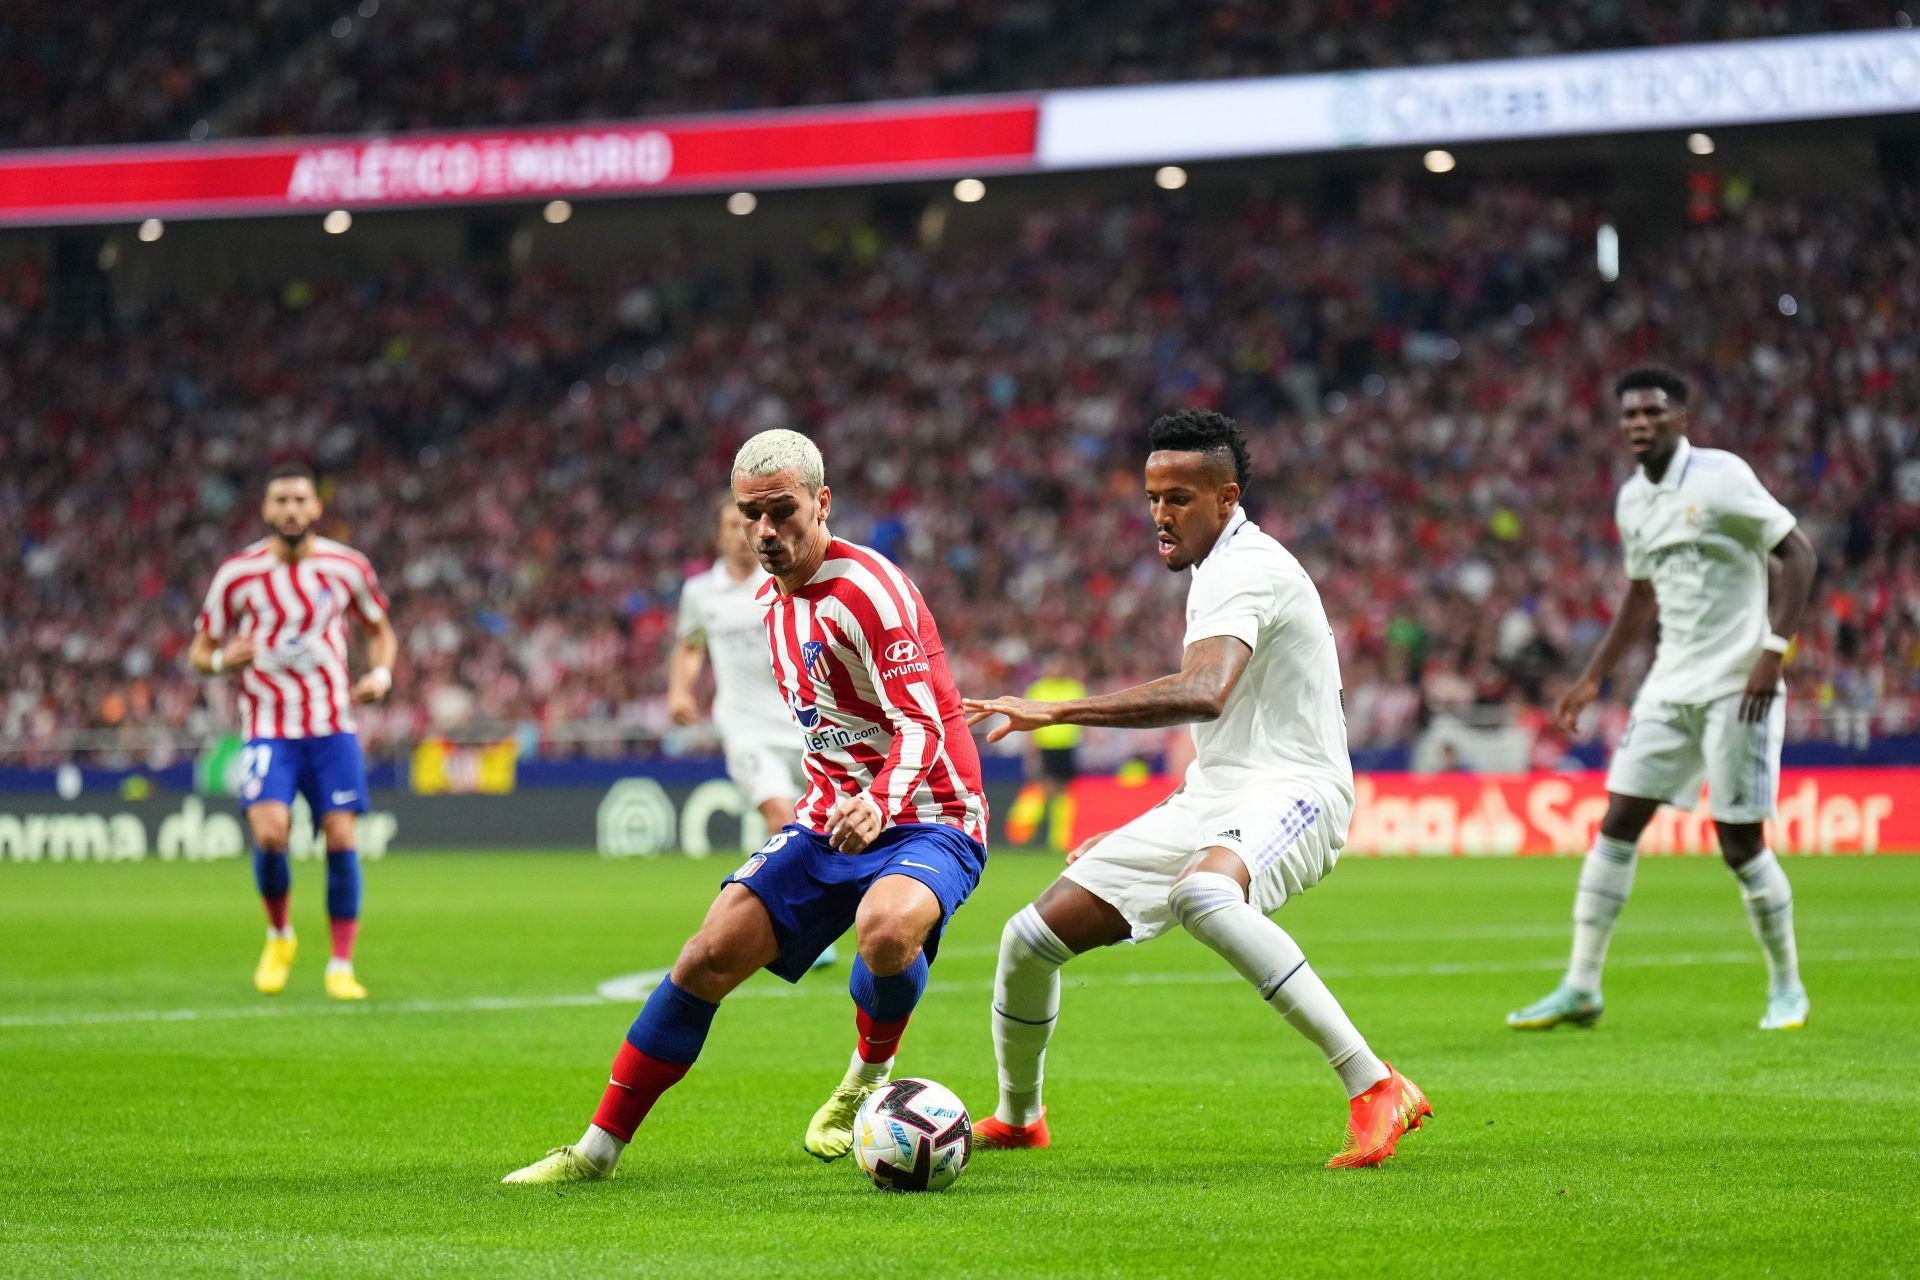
[{"left": 0, "top": 99, "right": 1040, "bottom": 226}]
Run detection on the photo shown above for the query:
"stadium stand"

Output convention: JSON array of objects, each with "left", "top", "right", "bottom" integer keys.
[
  {"left": 0, "top": 1, "right": 1898, "bottom": 147},
  {"left": 4, "top": 174, "right": 1916, "bottom": 765}
]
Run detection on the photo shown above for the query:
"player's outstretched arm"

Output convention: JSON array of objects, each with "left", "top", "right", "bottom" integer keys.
[
  {"left": 964, "top": 636, "right": 1252, "bottom": 742},
  {"left": 351, "top": 615, "right": 398, "bottom": 703},
  {"left": 1739, "top": 527, "right": 1818, "bottom": 723},
  {"left": 1554, "top": 579, "right": 1658, "bottom": 734}
]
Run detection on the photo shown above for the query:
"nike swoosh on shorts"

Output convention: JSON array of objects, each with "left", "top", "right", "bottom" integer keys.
[{"left": 331, "top": 790, "right": 358, "bottom": 805}]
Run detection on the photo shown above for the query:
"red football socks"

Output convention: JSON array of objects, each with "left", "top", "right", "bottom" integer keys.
[
  {"left": 263, "top": 895, "right": 291, "bottom": 931},
  {"left": 591, "top": 1041, "right": 694, "bottom": 1141},
  {"left": 329, "top": 917, "right": 359, "bottom": 961},
  {"left": 855, "top": 1007, "right": 910, "bottom": 1064}
]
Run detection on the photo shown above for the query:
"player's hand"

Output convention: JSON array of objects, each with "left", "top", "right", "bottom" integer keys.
[
  {"left": 825, "top": 794, "right": 884, "bottom": 854},
  {"left": 351, "top": 673, "right": 388, "bottom": 704},
  {"left": 667, "top": 692, "right": 701, "bottom": 727},
  {"left": 962, "top": 696, "right": 1055, "bottom": 744},
  {"left": 217, "top": 636, "right": 257, "bottom": 674},
  {"left": 1553, "top": 675, "right": 1600, "bottom": 737},
  {"left": 1739, "top": 651, "right": 1784, "bottom": 724},
  {"left": 1064, "top": 830, "right": 1112, "bottom": 866}
]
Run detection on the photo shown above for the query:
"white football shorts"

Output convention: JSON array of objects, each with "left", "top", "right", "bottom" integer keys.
[
  {"left": 1605, "top": 691, "right": 1786, "bottom": 823},
  {"left": 725, "top": 742, "right": 808, "bottom": 810},
  {"left": 1061, "top": 784, "right": 1345, "bottom": 943}
]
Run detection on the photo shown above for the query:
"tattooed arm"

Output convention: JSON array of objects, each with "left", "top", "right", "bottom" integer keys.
[{"left": 963, "top": 637, "right": 1251, "bottom": 743}]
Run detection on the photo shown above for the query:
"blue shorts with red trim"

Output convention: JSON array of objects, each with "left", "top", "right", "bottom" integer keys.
[
  {"left": 239, "top": 733, "right": 370, "bottom": 820},
  {"left": 722, "top": 821, "right": 986, "bottom": 983}
]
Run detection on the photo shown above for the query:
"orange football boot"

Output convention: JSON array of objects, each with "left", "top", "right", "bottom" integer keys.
[
  {"left": 1327, "top": 1065, "right": 1430, "bottom": 1169},
  {"left": 973, "top": 1111, "right": 1050, "bottom": 1149}
]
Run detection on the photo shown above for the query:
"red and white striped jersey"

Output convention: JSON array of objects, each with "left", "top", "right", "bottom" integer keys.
[
  {"left": 757, "top": 539, "right": 987, "bottom": 845},
  {"left": 196, "top": 537, "right": 389, "bottom": 740}
]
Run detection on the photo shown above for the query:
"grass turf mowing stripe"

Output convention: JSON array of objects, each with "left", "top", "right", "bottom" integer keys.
[{"left": 7, "top": 943, "right": 1912, "bottom": 1030}]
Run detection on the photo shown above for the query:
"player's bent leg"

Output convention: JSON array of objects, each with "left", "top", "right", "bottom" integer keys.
[
  {"left": 1716, "top": 820, "right": 1808, "bottom": 1028},
  {"left": 319, "top": 811, "right": 366, "bottom": 1000},
  {"left": 806, "top": 875, "right": 943, "bottom": 1161},
  {"left": 980, "top": 878, "right": 1129, "bottom": 1150},
  {"left": 1509, "top": 792, "right": 1660, "bottom": 1029},
  {"left": 245, "top": 802, "right": 296, "bottom": 995},
  {"left": 504, "top": 886, "right": 778, "bottom": 1185},
  {"left": 1167, "top": 850, "right": 1428, "bottom": 1168}
]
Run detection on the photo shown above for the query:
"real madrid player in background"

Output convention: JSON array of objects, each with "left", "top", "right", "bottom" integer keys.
[
  {"left": 188, "top": 463, "right": 397, "bottom": 1001},
  {"left": 1508, "top": 367, "right": 1818, "bottom": 1032},
  {"left": 669, "top": 494, "right": 835, "bottom": 967},
  {"left": 505, "top": 429, "right": 988, "bottom": 1184},
  {"left": 964, "top": 409, "right": 1429, "bottom": 1169}
]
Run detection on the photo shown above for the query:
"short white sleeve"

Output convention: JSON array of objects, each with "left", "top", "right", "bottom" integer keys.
[
  {"left": 1616, "top": 490, "right": 1652, "bottom": 581},
  {"left": 1184, "top": 563, "right": 1280, "bottom": 653},
  {"left": 1711, "top": 456, "right": 1797, "bottom": 553},
  {"left": 675, "top": 577, "right": 709, "bottom": 646}
]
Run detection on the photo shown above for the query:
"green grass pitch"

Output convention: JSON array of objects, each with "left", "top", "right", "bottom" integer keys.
[{"left": 3, "top": 850, "right": 1917, "bottom": 1278}]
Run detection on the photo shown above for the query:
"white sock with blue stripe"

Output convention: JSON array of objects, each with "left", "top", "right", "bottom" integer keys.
[
  {"left": 1169, "top": 872, "right": 1387, "bottom": 1099},
  {"left": 992, "top": 906, "right": 1073, "bottom": 1126},
  {"left": 1734, "top": 850, "right": 1802, "bottom": 994},
  {"left": 1567, "top": 833, "right": 1639, "bottom": 995}
]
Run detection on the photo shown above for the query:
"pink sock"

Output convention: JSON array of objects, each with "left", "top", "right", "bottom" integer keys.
[
  {"left": 329, "top": 918, "right": 359, "bottom": 962},
  {"left": 263, "top": 896, "right": 290, "bottom": 931}
]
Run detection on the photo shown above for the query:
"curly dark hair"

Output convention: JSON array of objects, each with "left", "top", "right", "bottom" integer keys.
[
  {"left": 1613, "top": 365, "right": 1689, "bottom": 406},
  {"left": 1147, "top": 408, "right": 1251, "bottom": 490}
]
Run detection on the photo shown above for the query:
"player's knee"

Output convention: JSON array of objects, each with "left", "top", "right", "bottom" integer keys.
[
  {"left": 670, "top": 932, "right": 751, "bottom": 997},
  {"left": 855, "top": 916, "right": 924, "bottom": 977},
  {"left": 250, "top": 813, "right": 290, "bottom": 850},
  {"left": 1167, "top": 871, "right": 1246, "bottom": 933}
]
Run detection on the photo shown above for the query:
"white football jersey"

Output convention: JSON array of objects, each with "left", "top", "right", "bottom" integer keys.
[
  {"left": 676, "top": 561, "right": 796, "bottom": 750},
  {"left": 1616, "top": 437, "right": 1797, "bottom": 705},
  {"left": 1181, "top": 508, "right": 1354, "bottom": 831}
]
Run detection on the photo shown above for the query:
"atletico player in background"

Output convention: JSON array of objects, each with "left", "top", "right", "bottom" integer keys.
[{"left": 188, "top": 463, "right": 397, "bottom": 1001}]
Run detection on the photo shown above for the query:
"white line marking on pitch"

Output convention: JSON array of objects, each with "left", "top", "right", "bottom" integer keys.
[{"left": 5, "top": 946, "right": 1915, "bottom": 1031}]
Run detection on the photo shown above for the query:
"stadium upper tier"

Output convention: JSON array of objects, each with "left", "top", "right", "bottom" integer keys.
[
  {"left": 4, "top": 174, "right": 1915, "bottom": 764},
  {"left": 0, "top": 0, "right": 1896, "bottom": 149}
]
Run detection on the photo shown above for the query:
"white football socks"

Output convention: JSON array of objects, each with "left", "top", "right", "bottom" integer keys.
[
  {"left": 1734, "top": 849, "right": 1803, "bottom": 994},
  {"left": 844, "top": 1049, "right": 892, "bottom": 1089},
  {"left": 575, "top": 1124, "right": 626, "bottom": 1172},
  {"left": 1168, "top": 872, "right": 1388, "bottom": 1099},
  {"left": 992, "top": 905, "right": 1072, "bottom": 1126},
  {"left": 1567, "top": 833, "right": 1638, "bottom": 995}
]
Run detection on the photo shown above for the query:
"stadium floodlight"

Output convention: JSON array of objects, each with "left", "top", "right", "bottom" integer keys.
[
  {"left": 1597, "top": 223, "right": 1620, "bottom": 282},
  {"left": 544, "top": 200, "right": 572, "bottom": 224},
  {"left": 953, "top": 178, "right": 986, "bottom": 203},
  {"left": 1423, "top": 150, "right": 1456, "bottom": 174},
  {"left": 1688, "top": 132, "right": 1715, "bottom": 156},
  {"left": 323, "top": 209, "right": 353, "bottom": 235},
  {"left": 726, "top": 192, "right": 758, "bottom": 215},
  {"left": 1155, "top": 165, "right": 1188, "bottom": 190},
  {"left": 137, "top": 218, "right": 164, "bottom": 243}
]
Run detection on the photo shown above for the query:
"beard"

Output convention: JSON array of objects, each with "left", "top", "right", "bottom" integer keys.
[{"left": 269, "top": 518, "right": 312, "bottom": 547}]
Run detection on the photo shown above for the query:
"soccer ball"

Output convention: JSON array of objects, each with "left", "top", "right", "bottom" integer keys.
[{"left": 851, "top": 1078, "right": 972, "bottom": 1192}]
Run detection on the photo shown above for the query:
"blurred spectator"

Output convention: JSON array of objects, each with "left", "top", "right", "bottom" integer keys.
[
  {"left": 0, "top": 0, "right": 1896, "bottom": 148},
  {"left": 3, "top": 174, "right": 1917, "bottom": 769}
]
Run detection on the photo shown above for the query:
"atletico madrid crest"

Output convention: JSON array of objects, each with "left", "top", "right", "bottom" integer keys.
[{"left": 800, "top": 639, "right": 831, "bottom": 681}]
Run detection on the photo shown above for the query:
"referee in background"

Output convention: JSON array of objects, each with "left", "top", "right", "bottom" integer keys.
[{"left": 1005, "top": 657, "right": 1087, "bottom": 851}]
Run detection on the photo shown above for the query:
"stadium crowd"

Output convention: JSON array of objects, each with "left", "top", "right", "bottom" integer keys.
[
  {"left": 4, "top": 174, "right": 1918, "bottom": 766},
  {"left": 1, "top": 0, "right": 1900, "bottom": 147}
]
